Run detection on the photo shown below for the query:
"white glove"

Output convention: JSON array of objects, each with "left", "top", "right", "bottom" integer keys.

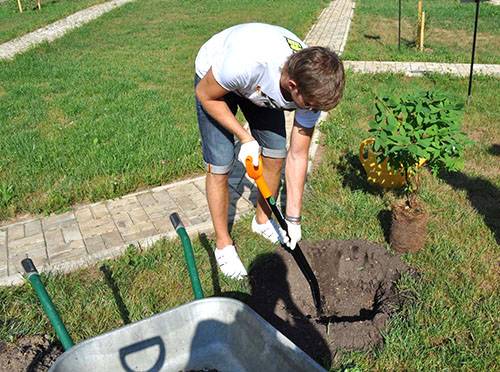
[
  {"left": 282, "top": 220, "right": 301, "bottom": 250},
  {"left": 238, "top": 139, "right": 260, "bottom": 167}
]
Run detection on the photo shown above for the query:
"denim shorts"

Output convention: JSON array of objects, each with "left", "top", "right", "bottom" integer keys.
[{"left": 195, "top": 75, "right": 286, "bottom": 174}]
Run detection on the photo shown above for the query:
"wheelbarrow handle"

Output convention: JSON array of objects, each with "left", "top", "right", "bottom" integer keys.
[
  {"left": 169, "top": 212, "right": 184, "bottom": 230},
  {"left": 170, "top": 213, "right": 204, "bottom": 300},
  {"left": 21, "top": 258, "right": 74, "bottom": 350},
  {"left": 21, "top": 257, "right": 37, "bottom": 274}
]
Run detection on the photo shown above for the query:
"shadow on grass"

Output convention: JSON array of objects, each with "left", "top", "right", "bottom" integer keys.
[
  {"left": 488, "top": 144, "right": 500, "bottom": 156},
  {"left": 364, "top": 34, "right": 381, "bottom": 40},
  {"left": 336, "top": 151, "right": 384, "bottom": 196},
  {"left": 246, "top": 253, "right": 332, "bottom": 367},
  {"left": 401, "top": 38, "right": 416, "bottom": 48},
  {"left": 377, "top": 209, "right": 392, "bottom": 244},
  {"left": 440, "top": 171, "right": 500, "bottom": 244},
  {"left": 198, "top": 233, "right": 221, "bottom": 296},
  {"left": 100, "top": 264, "right": 131, "bottom": 325}
]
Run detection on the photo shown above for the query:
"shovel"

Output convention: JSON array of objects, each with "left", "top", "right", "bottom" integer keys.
[{"left": 245, "top": 156, "right": 323, "bottom": 316}]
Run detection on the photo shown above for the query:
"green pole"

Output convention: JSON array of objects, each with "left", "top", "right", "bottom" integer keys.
[
  {"left": 22, "top": 259, "right": 74, "bottom": 351},
  {"left": 170, "top": 213, "right": 204, "bottom": 300}
]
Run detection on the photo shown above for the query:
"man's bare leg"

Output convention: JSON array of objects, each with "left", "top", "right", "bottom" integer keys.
[
  {"left": 206, "top": 172, "right": 232, "bottom": 249},
  {"left": 206, "top": 171, "right": 247, "bottom": 279},
  {"left": 255, "top": 156, "right": 284, "bottom": 224}
]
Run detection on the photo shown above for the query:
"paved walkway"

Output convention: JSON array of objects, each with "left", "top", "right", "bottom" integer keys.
[
  {"left": 344, "top": 60, "right": 500, "bottom": 77},
  {"left": 0, "top": 0, "right": 134, "bottom": 60},
  {"left": 1, "top": 0, "right": 499, "bottom": 285}
]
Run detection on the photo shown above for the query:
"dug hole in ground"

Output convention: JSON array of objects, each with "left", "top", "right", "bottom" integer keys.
[{"left": 247, "top": 239, "right": 411, "bottom": 364}]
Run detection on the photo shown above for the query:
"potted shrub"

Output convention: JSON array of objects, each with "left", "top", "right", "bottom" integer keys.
[{"left": 365, "top": 91, "right": 471, "bottom": 253}]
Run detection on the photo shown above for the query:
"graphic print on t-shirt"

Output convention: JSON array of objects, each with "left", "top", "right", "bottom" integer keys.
[
  {"left": 247, "top": 85, "right": 281, "bottom": 109},
  {"left": 285, "top": 36, "right": 303, "bottom": 53}
]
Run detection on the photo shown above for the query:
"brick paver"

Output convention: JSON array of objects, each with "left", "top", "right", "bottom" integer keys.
[{"left": 1, "top": 0, "right": 499, "bottom": 285}]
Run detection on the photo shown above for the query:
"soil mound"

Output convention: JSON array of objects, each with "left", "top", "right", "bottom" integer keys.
[
  {"left": 0, "top": 335, "right": 62, "bottom": 372},
  {"left": 247, "top": 239, "right": 410, "bottom": 363}
]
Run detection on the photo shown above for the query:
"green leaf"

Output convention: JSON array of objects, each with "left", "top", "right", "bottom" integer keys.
[
  {"left": 419, "top": 138, "right": 433, "bottom": 147},
  {"left": 404, "top": 122, "right": 413, "bottom": 131},
  {"left": 387, "top": 115, "right": 398, "bottom": 131},
  {"left": 416, "top": 102, "right": 423, "bottom": 113},
  {"left": 368, "top": 120, "right": 379, "bottom": 130},
  {"left": 392, "top": 135, "right": 411, "bottom": 145},
  {"left": 368, "top": 90, "right": 470, "bottom": 176}
]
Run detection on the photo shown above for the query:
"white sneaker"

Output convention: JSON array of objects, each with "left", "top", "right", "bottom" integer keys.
[
  {"left": 251, "top": 215, "right": 283, "bottom": 244},
  {"left": 214, "top": 245, "right": 247, "bottom": 280}
]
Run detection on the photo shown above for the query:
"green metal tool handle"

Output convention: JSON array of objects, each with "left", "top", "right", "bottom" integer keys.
[
  {"left": 21, "top": 258, "right": 74, "bottom": 351},
  {"left": 170, "top": 213, "right": 204, "bottom": 300}
]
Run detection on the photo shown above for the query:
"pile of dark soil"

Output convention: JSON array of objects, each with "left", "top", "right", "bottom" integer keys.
[
  {"left": 0, "top": 335, "right": 62, "bottom": 372},
  {"left": 247, "top": 239, "right": 410, "bottom": 363}
]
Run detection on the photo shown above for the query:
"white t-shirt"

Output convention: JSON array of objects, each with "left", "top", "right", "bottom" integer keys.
[{"left": 195, "top": 23, "right": 321, "bottom": 128}]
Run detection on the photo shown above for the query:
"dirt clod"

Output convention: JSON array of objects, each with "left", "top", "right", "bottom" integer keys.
[
  {"left": 0, "top": 335, "right": 62, "bottom": 372},
  {"left": 247, "top": 239, "right": 410, "bottom": 363}
]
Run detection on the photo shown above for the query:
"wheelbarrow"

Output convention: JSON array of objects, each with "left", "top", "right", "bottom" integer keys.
[{"left": 22, "top": 213, "right": 326, "bottom": 372}]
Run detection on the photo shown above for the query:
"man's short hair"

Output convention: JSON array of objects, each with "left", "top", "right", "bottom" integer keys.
[{"left": 286, "top": 46, "right": 345, "bottom": 111}]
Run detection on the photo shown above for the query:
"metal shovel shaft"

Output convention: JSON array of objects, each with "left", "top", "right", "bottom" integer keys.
[
  {"left": 266, "top": 197, "right": 323, "bottom": 316},
  {"left": 245, "top": 156, "right": 323, "bottom": 316}
]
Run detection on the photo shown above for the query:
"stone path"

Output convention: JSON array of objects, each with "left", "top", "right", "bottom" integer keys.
[
  {"left": 344, "top": 60, "right": 500, "bottom": 77},
  {"left": 305, "top": 0, "right": 355, "bottom": 55},
  {"left": 1, "top": 0, "right": 499, "bottom": 285},
  {"left": 0, "top": 0, "right": 134, "bottom": 60}
]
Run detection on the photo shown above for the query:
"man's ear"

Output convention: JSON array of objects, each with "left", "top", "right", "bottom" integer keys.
[{"left": 288, "top": 79, "right": 298, "bottom": 92}]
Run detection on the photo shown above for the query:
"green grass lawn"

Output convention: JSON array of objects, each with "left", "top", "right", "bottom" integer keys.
[
  {"left": 309, "top": 72, "right": 499, "bottom": 370},
  {"left": 0, "top": 0, "right": 329, "bottom": 221},
  {"left": 342, "top": 0, "right": 500, "bottom": 64},
  {"left": 0, "top": 0, "right": 108, "bottom": 44},
  {"left": 1, "top": 73, "right": 498, "bottom": 370}
]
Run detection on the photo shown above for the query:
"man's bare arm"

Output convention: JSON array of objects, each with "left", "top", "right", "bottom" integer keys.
[
  {"left": 285, "top": 121, "right": 314, "bottom": 217},
  {"left": 195, "top": 68, "right": 253, "bottom": 143}
]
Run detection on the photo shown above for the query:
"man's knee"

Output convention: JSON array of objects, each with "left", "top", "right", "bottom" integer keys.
[
  {"left": 262, "top": 155, "right": 284, "bottom": 173},
  {"left": 206, "top": 170, "right": 230, "bottom": 188},
  {"left": 204, "top": 161, "right": 233, "bottom": 175}
]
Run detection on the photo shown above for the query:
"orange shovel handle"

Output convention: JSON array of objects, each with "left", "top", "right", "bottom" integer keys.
[{"left": 245, "top": 156, "right": 272, "bottom": 199}]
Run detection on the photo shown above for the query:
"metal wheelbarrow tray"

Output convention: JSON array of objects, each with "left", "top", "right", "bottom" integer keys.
[{"left": 49, "top": 297, "right": 325, "bottom": 372}]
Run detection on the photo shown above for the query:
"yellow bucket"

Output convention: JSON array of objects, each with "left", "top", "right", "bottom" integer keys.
[{"left": 359, "top": 138, "right": 407, "bottom": 189}]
